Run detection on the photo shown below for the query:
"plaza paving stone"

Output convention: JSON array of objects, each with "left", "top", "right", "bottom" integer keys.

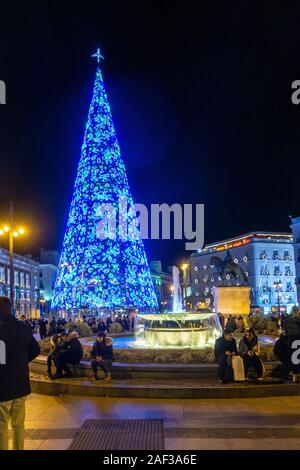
[{"left": 5, "top": 393, "right": 300, "bottom": 450}]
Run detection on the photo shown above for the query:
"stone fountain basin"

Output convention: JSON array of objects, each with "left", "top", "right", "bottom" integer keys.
[{"left": 135, "top": 311, "right": 221, "bottom": 348}]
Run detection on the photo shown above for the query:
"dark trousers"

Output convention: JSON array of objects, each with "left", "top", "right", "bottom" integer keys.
[
  {"left": 243, "top": 354, "right": 263, "bottom": 378},
  {"left": 40, "top": 331, "right": 47, "bottom": 340},
  {"left": 91, "top": 359, "right": 112, "bottom": 377},
  {"left": 216, "top": 355, "right": 234, "bottom": 383},
  {"left": 47, "top": 352, "right": 57, "bottom": 373},
  {"left": 56, "top": 352, "right": 80, "bottom": 376}
]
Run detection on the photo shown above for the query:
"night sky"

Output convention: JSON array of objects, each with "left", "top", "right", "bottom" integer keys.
[{"left": 0, "top": 1, "right": 300, "bottom": 268}]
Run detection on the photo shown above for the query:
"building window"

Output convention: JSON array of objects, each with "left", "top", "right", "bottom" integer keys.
[
  {"left": 284, "top": 251, "right": 292, "bottom": 260},
  {"left": 26, "top": 273, "right": 30, "bottom": 287},
  {"left": 285, "top": 266, "right": 293, "bottom": 276},
  {"left": 14, "top": 271, "right": 19, "bottom": 285},
  {"left": 286, "top": 282, "right": 293, "bottom": 292},
  {"left": 260, "top": 250, "right": 268, "bottom": 260},
  {"left": 0, "top": 266, "right": 5, "bottom": 283},
  {"left": 273, "top": 250, "right": 281, "bottom": 260},
  {"left": 274, "top": 266, "right": 282, "bottom": 276},
  {"left": 261, "top": 266, "right": 269, "bottom": 276}
]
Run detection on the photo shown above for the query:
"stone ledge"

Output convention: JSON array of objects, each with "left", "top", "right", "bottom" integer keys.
[
  {"left": 30, "top": 355, "right": 279, "bottom": 379},
  {"left": 30, "top": 373, "right": 300, "bottom": 399}
]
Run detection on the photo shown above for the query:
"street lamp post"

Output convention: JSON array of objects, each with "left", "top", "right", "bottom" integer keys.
[
  {"left": 0, "top": 225, "right": 25, "bottom": 315},
  {"left": 180, "top": 263, "right": 189, "bottom": 308}
]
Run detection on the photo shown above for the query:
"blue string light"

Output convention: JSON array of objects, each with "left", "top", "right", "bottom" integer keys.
[{"left": 52, "top": 64, "right": 158, "bottom": 311}]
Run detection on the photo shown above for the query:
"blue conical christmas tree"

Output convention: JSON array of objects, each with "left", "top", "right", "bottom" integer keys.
[{"left": 52, "top": 52, "right": 158, "bottom": 311}]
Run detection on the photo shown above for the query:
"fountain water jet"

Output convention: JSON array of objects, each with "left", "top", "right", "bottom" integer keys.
[{"left": 134, "top": 266, "right": 222, "bottom": 348}]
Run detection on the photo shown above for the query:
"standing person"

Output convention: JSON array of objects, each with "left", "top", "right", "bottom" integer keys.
[
  {"left": 39, "top": 318, "right": 47, "bottom": 340},
  {"left": 106, "top": 316, "right": 112, "bottom": 332},
  {"left": 239, "top": 328, "right": 264, "bottom": 380},
  {"left": 97, "top": 319, "right": 107, "bottom": 333},
  {"left": 218, "top": 312, "right": 225, "bottom": 330},
  {"left": 48, "top": 318, "right": 57, "bottom": 337},
  {"left": 0, "top": 297, "right": 40, "bottom": 450},
  {"left": 226, "top": 315, "right": 237, "bottom": 332},
  {"left": 214, "top": 328, "right": 238, "bottom": 384}
]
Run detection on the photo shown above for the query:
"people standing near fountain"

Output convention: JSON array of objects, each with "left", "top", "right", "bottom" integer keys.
[
  {"left": 214, "top": 329, "right": 238, "bottom": 384},
  {"left": 238, "top": 328, "right": 264, "bottom": 381},
  {"left": 226, "top": 315, "right": 237, "bottom": 332},
  {"left": 91, "top": 332, "right": 114, "bottom": 382},
  {"left": 97, "top": 319, "right": 107, "bottom": 333}
]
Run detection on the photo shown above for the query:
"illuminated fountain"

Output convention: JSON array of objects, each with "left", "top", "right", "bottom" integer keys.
[{"left": 134, "top": 267, "right": 222, "bottom": 348}]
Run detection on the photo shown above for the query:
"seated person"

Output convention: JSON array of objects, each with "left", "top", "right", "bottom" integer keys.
[
  {"left": 91, "top": 332, "right": 114, "bottom": 382},
  {"left": 53, "top": 331, "right": 83, "bottom": 379},
  {"left": 273, "top": 330, "right": 299, "bottom": 383},
  {"left": 214, "top": 328, "right": 238, "bottom": 384},
  {"left": 239, "top": 328, "right": 263, "bottom": 380}
]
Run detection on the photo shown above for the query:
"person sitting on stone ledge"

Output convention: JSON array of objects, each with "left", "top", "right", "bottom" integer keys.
[
  {"left": 91, "top": 332, "right": 114, "bottom": 382},
  {"left": 53, "top": 331, "right": 83, "bottom": 379},
  {"left": 239, "top": 328, "right": 264, "bottom": 381},
  {"left": 47, "top": 332, "right": 67, "bottom": 379},
  {"left": 214, "top": 328, "right": 238, "bottom": 384},
  {"left": 273, "top": 329, "right": 299, "bottom": 383}
]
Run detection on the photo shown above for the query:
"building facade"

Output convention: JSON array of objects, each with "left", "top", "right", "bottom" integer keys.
[
  {"left": 189, "top": 232, "right": 297, "bottom": 314},
  {"left": 0, "top": 247, "right": 40, "bottom": 317},
  {"left": 39, "top": 249, "right": 59, "bottom": 312},
  {"left": 290, "top": 217, "right": 300, "bottom": 304}
]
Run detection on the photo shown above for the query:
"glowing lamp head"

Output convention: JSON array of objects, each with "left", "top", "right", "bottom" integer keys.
[
  {"left": 181, "top": 263, "right": 188, "bottom": 271},
  {"left": 0, "top": 229, "right": 3, "bottom": 236},
  {"left": 18, "top": 228, "right": 25, "bottom": 235},
  {"left": 13, "top": 231, "right": 19, "bottom": 238},
  {"left": 3, "top": 226, "right": 9, "bottom": 233}
]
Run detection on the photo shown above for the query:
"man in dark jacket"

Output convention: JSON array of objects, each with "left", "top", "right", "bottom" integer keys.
[
  {"left": 214, "top": 328, "right": 238, "bottom": 384},
  {"left": 91, "top": 332, "right": 114, "bottom": 382},
  {"left": 39, "top": 318, "right": 48, "bottom": 340},
  {"left": 0, "top": 297, "right": 40, "bottom": 450}
]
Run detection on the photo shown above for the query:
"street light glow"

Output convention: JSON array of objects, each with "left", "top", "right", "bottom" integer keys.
[
  {"left": 18, "top": 228, "right": 25, "bottom": 235},
  {"left": 3, "top": 226, "right": 9, "bottom": 232}
]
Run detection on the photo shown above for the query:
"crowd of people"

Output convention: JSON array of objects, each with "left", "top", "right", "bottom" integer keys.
[
  {"left": 214, "top": 313, "right": 300, "bottom": 384},
  {"left": 18, "top": 313, "right": 134, "bottom": 341}
]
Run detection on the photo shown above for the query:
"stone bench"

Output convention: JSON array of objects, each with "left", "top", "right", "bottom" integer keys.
[{"left": 30, "top": 355, "right": 280, "bottom": 380}]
